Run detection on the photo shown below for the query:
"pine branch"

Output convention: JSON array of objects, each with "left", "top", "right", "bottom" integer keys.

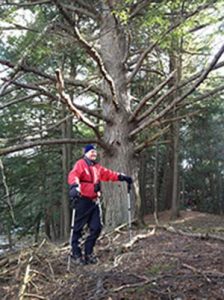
[
  {"left": 53, "top": 0, "right": 119, "bottom": 110},
  {"left": 0, "top": 16, "right": 57, "bottom": 96},
  {"left": 127, "top": 1, "right": 216, "bottom": 83}
]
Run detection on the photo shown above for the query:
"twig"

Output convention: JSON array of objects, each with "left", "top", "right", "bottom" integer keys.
[
  {"left": 164, "top": 225, "right": 224, "bottom": 243},
  {"left": 23, "top": 293, "right": 46, "bottom": 300},
  {"left": 55, "top": 69, "right": 107, "bottom": 145},
  {"left": 182, "top": 263, "right": 212, "bottom": 283},
  {"left": 122, "top": 228, "right": 156, "bottom": 251},
  {"left": 18, "top": 255, "right": 33, "bottom": 300},
  {"left": 111, "top": 278, "right": 151, "bottom": 292}
]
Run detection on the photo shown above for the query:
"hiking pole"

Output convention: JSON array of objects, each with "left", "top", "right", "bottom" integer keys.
[
  {"left": 67, "top": 205, "right": 76, "bottom": 272},
  {"left": 127, "top": 183, "right": 132, "bottom": 242}
]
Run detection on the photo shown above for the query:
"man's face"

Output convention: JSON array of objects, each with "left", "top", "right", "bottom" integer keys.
[{"left": 85, "top": 149, "right": 97, "bottom": 161}]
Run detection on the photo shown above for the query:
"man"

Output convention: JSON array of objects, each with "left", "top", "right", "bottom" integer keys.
[{"left": 68, "top": 144, "right": 132, "bottom": 265}]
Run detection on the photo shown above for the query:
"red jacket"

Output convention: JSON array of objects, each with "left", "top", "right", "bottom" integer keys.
[{"left": 68, "top": 158, "right": 119, "bottom": 199}]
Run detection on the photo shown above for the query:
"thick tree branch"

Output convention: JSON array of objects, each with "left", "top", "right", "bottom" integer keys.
[
  {"left": 55, "top": 69, "right": 103, "bottom": 141},
  {"left": 1, "top": 78, "right": 57, "bottom": 101},
  {"left": 0, "top": 23, "right": 39, "bottom": 33},
  {"left": 129, "top": 43, "right": 224, "bottom": 138},
  {"left": 129, "top": 70, "right": 176, "bottom": 122},
  {"left": 2, "top": 1, "right": 50, "bottom": 6},
  {"left": 0, "top": 92, "right": 41, "bottom": 110},
  {"left": 74, "top": 102, "right": 111, "bottom": 123},
  {"left": 179, "top": 84, "right": 224, "bottom": 110},
  {"left": 0, "top": 59, "right": 107, "bottom": 98},
  {"left": 179, "top": 60, "right": 224, "bottom": 91},
  {"left": 136, "top": 86, "right": 176, "bottom": 123},
  {"left": 134, "top": 125, "right": 170, "bottom": 154},
  {"left": 62, "top": 3, "right": 98, "bottom": 20},
  {"left": 130, "top": 0, "right": 152, "bottom": 18},
  {"left": 53, "top": 0, "right": 119, "bottom": 110},
  {"left": 160, "top": 110, "right": 201, "bottom": 125},
  {"left": 0, "top": 138, "right": 99, "bottom": 156}
]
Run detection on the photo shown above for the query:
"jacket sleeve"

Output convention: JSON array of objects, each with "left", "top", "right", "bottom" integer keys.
[
  {"left": 98, "top": 165, "right": 119, "bottom": 182},
  {"left": 67, "top": 160, "right": 83, "bottom": 185}
]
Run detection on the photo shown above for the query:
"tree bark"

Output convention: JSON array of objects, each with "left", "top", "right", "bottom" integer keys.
[
  {"left": 61, "top": 105, "right": 70, "bottom": 239},
  {"left": 99, "top": 2, "right": 140, "bottom": 228}
]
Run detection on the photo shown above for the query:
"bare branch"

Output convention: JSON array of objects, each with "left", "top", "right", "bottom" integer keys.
[
  {"left": 130, "top": 0, "right": 151, "bottom": 18},
  {"left": 55, "top": 69, "right": 108, "bottom": 147},
  {"left": 1, "top": 77, "right": 57, "bottom": 101},
  {"left": 134, "top": 125, "right": 170, "bottom": 154},
  {"left": 136, "top": 86, "right": 176, "bottom": 123},
  {"left": 74, "top": 102, "right": 111, "bottom": 123},
  {"left": 1, "top": 1, "right": 50, "bottom": 7},
  {"left": 0, "top": 22, "right": 39, "bottom": 33},
  {"left": 53, "top": 0, "right": 119, "bottom": 110},
  {"left": 160, "top": 110, "right": 201, "bottom": 125},
  {"left": 179, "top": 84, "right": 224, "bottom": 110},
  {"left": 0, "top": 59, "right": 107, "bottom": 98},
  {"left": 179, "top": 60, "right": 224, "bottom": 90},
  {"left": 0, "top": 138, "right": 99, "bottom": 156},
  {"left": 129, "top": 70, "right": 176, "bottom": 122},
  {"left": 129, "top": 42, "right": 224, "bottom": 138},
  {"left": 0, "top": 92, "right": 41, "bottom": 110},
  {"left": 62, "top": 3, "right": 98, "bottom": 20},
  {"left": 76, "top": 0, "right": 98, "bottom": 15}
]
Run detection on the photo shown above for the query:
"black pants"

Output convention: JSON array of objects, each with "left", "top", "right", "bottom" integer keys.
[{"left": 72, "top": 197, "right": 103, "bottom": 257}]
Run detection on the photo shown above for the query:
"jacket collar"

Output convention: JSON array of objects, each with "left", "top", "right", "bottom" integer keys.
[{"left": 84, "top": 156, "right": 96, "bottom": 166}]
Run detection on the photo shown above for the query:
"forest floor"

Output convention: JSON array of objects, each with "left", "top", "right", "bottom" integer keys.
[{"left": 1, "top": 210, "right": 224, "bottom": 300}]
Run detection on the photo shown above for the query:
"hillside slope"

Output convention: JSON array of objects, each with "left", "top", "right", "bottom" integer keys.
[{"left": 1, "top": 211, "right": 224, "bottom": 300}]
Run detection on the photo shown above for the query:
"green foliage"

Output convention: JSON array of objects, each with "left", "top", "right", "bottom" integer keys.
[{"left": 181, "top": 92, "right": 224, "bottom": 213}]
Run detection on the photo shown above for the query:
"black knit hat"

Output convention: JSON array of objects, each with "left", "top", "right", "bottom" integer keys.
[{"left": 84, "top": 144, "right": 96, "bottom": 154}]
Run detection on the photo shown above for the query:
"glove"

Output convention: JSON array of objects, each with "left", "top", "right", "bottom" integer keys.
[
  {"left": 94, "top": 182, "right": 101, "bottom": 193},
  {"left": 118, "top": 174, "right": 133, "bottom": 185},
  {"left": 69, "top": 184, "right": 80, "bottom": 200}
]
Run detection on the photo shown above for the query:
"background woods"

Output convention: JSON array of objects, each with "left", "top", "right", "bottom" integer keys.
[{"left": 0, "top": 0, "right": 224, "bottom": 244}]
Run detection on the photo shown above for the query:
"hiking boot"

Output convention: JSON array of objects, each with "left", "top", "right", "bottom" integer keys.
[
  {"left": 71, "top": 255, "right": 85, "bottom": 265},
  {"left": 85, "top": 254, "right": 98, "bottom": 265}
]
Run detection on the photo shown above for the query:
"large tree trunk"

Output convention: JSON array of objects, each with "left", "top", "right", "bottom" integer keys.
[
  {"left": 61, "top": 105, "right": 70, "bottom": 239},
  {"left": 99, "top": 2, "right": 140, "bottom": 228},
  {"left": 169, "top": 11, "right": 182, "bottom": 219}
]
